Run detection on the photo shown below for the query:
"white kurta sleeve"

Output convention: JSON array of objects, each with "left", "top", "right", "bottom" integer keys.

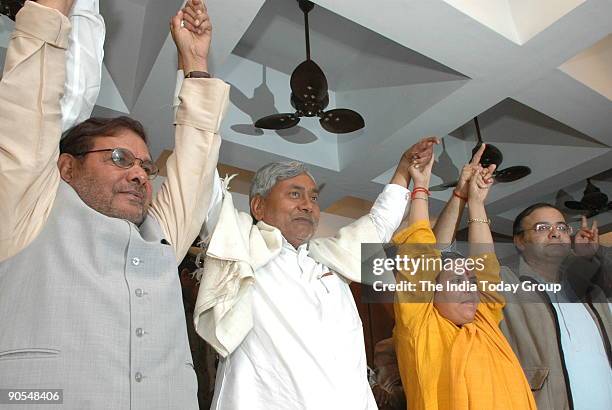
[
  {"left": 61, "top": 0, "right": 105, "bottom": 132},
  {"left": 369, "top": 184, "right": 410, "bottom": 242}
]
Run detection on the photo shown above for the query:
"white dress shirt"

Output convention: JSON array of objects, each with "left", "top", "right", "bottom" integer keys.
[
  {"left": 521, "top": 259, "right": 612, "bottom": 409},
  {"left": 210, "top": 184, "right": 409, "bottom": 410},
  {"left": 550, "top": 296, "right": 612, "bottom": 410}
]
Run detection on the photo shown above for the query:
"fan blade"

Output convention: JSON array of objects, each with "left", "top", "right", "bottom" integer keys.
[
  {"left": 254, "top": 113, "right": 300, "bottom": 130},
  {"left": 582, "top": 192, "right": 608, "bottom": 209},
  {"left": 564, "top": 201, "right": 587, "bottom": 211},
  {"left": 430, "top": 180, "right": 458, "bottom": 191},
  {"left": 290, "top": 60, "right": 328, "bottom": 103},
  {"left": 319, "top": 109, "right": 365, "bottom": 133},
  {"left": 494, "top": 166, "right": 531, "bottom": 182}
]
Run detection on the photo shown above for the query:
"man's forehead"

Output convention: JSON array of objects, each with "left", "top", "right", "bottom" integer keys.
[
  {"left": 276, "top": 173, "right": 317, "bottom": 190},
  {"left": 91, "top": 133, "right": 151, "bottom": 160},
  {"left": 524, "top": 207, "right": 566, "bottom": 224}
]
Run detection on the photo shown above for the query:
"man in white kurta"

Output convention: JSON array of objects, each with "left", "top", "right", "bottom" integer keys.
[{"left": 195, "top": 140, "right": 438, "bottom": 409}]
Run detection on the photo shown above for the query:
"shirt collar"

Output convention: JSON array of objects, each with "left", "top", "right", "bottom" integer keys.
[{"left": 255, "top": 220, "right": 309, "bottom": 253}]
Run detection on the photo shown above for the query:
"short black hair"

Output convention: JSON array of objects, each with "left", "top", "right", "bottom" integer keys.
[
  {"left": 512, "top": 203, "right": 565, "bottom": 236},
  {"left": 60, "top": 116, "right": 148, "bottom": 156}
]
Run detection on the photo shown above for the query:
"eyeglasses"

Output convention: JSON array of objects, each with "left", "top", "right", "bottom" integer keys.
[
  {"left": 73, "top": 148, "right": 158, "bottom": 180},
  {"left": 520, "top": 222, "right": 573, "bottom": 235}
]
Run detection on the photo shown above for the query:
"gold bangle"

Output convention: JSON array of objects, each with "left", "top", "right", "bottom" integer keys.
[
  {"left": 412, "top": 197, "right": 428, "bottom": 201},
  {"left": 468, "top": 218, "right": 491, "bottom": 224}
]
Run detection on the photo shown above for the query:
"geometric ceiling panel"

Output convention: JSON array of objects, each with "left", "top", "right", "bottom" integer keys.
[
  {"left": 451, "top": 98, "right": 608, "bottom": 148},
  {"left": 335, "top": 78, "right": 469, "bottom": 169},
  {"left": 220, "top": 0, "right": 472, "bottom": 173},
  {"left": 96, "top": 64, "right": 130, "bottom": 114},
  {"left": 100, "top": 0, "right": 183, "bottom": 109},
  {"left": 233, "top": 0, "right": 467, "bottom": 91},
  {"left": 560, "top": 34, "right": 612, "bottom": 101},
  {"left": 443, "top": 0, "right": 586, "bottom": 45}
]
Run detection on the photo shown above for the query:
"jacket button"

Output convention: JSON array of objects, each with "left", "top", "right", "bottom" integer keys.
[
  {"left": 131, "top": 257, "right": 140, "bottom": 266},
  {"left": 135, "top": 372, "right": 143, "bottom": 382},
  {"left": 135, "top": 288, "right": 144, "bottom": 297},
  {"left": 136, "top": 328, "right": 144, "bottom": 337}
]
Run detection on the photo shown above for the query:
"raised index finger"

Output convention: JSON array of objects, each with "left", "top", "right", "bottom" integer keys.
[{"left": 471, "top": 143, "right": 486, "bottom": 166}]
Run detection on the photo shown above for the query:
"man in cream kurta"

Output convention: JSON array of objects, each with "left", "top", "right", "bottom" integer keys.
[
  {"left": 195, "top": 140, "right": 438, "bottom": 409},
  {"left": 0, "top": 1, "right": 228, "bottom": 408}
]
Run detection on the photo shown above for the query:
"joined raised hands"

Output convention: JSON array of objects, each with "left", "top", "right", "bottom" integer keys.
[
  {"left": 170, "top": 0, "right": 211, "bottom": 73},
  {"left": 467, "top": 164, "right": 494, "bottom": 205},
  {"left": 574, "top": 215, "right": 599, "bottom": 258},
  {"left": 456, "top": 143, "right": 495, "bottom": 199},
  {"left": 408, "top": 151, "right": 436, "bottom": 189},
  {"left": 402, "top": 136, "right": 440, "bottom": 168},
  {"left": 390, "top": 136, "right": 440, "bottom": 189}
]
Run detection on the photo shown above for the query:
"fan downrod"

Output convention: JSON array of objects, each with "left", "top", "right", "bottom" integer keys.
[{"left": 297, "top": 0, "right": 315, "bottom": 14}]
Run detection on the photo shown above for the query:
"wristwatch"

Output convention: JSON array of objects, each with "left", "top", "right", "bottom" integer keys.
[{"left": 185, "top": 71, "right": 211, "bottom": 79}]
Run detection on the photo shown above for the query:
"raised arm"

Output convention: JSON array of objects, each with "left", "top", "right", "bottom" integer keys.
[
  {"left": 148, "top": 0, "right": 230, "bottom": 261},
  {"left": 433, "top": 143, "right": 494, "bottom": 245},
  {"left": 364, "top": 136, "right": 439, "bottom": 242},
  {"left": 466, "top": 167, "right": 504, "bottom": 321},
  {"left": 573, "top": 216, "right": 611, "bottom": 297},
  {"left": 171, "top": 19, "right": 223, "bottom": 243},
  {"left": 392, "top": 150, "right": 440, "bottom": 332},
  {"left": 405, "top": 149, "right": 435, "bottom": 227},
  {"left": 385, "top": 137, "right": 439, "bottom": 236},
  {"left": 309, "top": 137, "right": 438, "bottom": 282},
  {"left": 60, "top": 0, "right": 105, "bottom": 131},
  {"left": 0, "top": 0, "right": 73, "bottom": 261}
]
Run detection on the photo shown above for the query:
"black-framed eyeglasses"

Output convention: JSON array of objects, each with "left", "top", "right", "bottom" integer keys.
[
  {"left": 519, "top": 222, "right": 573, "bottom": 235},
  {"left": 73, "top": 148, "right": 159, "bottom": 180}
]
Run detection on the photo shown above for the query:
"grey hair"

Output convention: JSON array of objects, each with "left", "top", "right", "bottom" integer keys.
[{"left": 249, "top": 161, "right": 316, "bottom": 199}]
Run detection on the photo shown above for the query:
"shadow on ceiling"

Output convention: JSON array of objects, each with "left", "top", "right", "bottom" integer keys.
[{"left": 229, "top": 65, "right": 318, "bottom": 144}]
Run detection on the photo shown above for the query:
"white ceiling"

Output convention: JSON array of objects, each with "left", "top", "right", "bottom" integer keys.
[{"left": 1, "top": 0, "right": 611, "bottom": 235}]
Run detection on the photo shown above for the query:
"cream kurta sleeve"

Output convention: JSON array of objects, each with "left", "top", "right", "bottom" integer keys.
[
  {"left": 148, "top": 77, "right": 230, "bottom": 263},
  {"left": 0, "top": 1, "right": 70, "bottom": 262}
]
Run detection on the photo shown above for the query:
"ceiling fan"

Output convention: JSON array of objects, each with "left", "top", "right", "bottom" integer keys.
[
  {"left": 0, "top": 0, "right": 24, "bottom": 20},
  {"left": 254, "top": 0, "right": 365, "bottom": 134},
  {"left": 432, "top": 117, "right": 531, "bottom": 190},
  {"left": 565, "top": 179, "right": 612, "bottom": 218}
]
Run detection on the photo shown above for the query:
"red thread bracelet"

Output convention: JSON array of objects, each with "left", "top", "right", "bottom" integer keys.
[
  {"left": 411, "top": 187, "right": 430, "bottom": 199},
  {"left": 453, "top": 190, "right": 467, "bottom": 201}
]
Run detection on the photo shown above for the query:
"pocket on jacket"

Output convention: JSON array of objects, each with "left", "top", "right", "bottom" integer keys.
[
  {"left": 524, "top": 367, "right": 549, "bottom": 391},
  {"left": 0, "top": 348, "right": 60, "bottom": 361}
]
